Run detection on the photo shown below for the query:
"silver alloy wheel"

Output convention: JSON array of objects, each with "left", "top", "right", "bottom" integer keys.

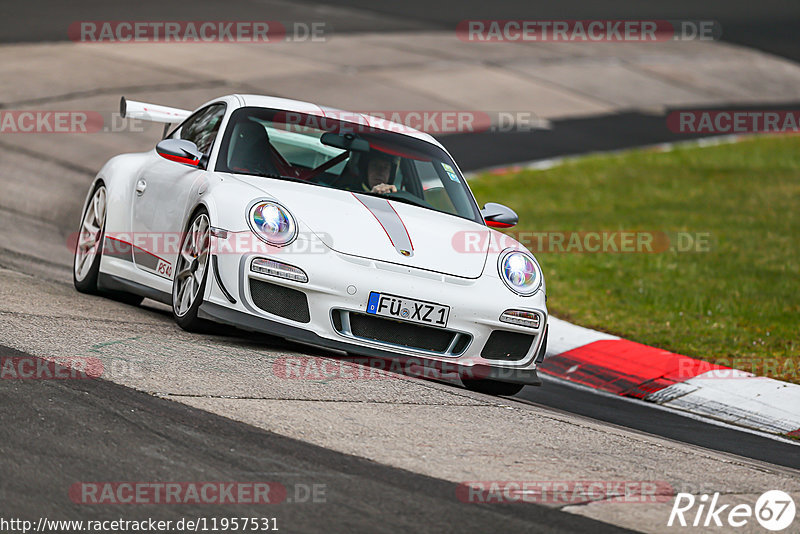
[
  {"left": 74, "top": 185, "right": 106, "bottom": 282},
  {"left": 173, "top": 213, "right": 210, "bottom": 317}
]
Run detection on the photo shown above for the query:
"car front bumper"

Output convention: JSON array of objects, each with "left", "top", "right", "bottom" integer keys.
[{"left": 203, "top": 244, "right": 548, "bottom": 385}]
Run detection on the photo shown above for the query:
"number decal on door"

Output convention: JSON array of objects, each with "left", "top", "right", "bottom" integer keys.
[{"left": 156, "top": 259, "right": 173, "bottom": 279}]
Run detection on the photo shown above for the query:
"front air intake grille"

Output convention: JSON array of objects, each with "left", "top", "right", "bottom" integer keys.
[
  {"left": 333, "top": 310, "right": 469, "bottom": 354},
  {"left": 452, "top": 334, "right": 471, "bottom": 355},
  {"left": 332, "top": 309, "right": 343, "bottom": 332},
  {"left": 481, "top": 330, "right": 535, "bottom": 361},
  {"left": 349, "top": 313, "right": 452, "bottom": 352},
  {"left": 249, "top": 279, "right": 310, "bottom": 323}
]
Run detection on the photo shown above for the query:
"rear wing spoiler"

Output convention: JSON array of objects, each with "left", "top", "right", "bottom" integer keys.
[
  {"left": 120, "top": 97, "right": 192, "bottom": 123},
  {"left": 120, "top": 96, "right": 192, "bottom": 137}
]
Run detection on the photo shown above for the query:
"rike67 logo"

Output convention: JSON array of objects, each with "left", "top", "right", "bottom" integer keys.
[{"left": 668, "top": 490, "right": 796, "bottom": 531}]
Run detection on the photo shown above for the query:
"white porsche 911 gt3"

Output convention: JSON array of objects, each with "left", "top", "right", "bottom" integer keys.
[{"left": 73, "top": 94, "right": 548, "bottom": 395}]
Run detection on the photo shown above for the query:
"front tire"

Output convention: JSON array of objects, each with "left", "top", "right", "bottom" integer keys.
[
  {"left": 172, "top": 209, "right": 211, "bottom": 332},
  {"left": 463, "top": 380, "right": 525, "bottom": 396}
]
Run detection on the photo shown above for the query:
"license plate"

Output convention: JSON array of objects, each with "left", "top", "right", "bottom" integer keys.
[{"left": 366, "top": 292, "right": 450, "bottom": 327}]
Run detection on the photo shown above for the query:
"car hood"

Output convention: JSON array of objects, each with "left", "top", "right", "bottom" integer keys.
[{"left": 230, "top": 175, "right": 490, "bottom": 278}]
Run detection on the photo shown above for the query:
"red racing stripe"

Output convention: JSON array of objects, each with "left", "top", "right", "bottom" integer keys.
[
  {"left": 539, "top": 339, "right": 729, "bottom": 398},
  {"left": 105, "top": 236, "right": 170, "bottom": 264}
]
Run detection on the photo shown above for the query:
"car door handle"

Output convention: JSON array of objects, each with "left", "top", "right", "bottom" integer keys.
[{"left": 135, "top": 179, "right": 147, "bottom": 196}]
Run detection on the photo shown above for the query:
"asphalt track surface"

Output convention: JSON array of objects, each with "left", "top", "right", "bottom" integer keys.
[
  {"left": 445, "top": 103, "right": 800, "bottom": 172},
  {"left": 3, "top": 0, "right": 800, "bottom": 63},
  {"left": 321, "top": 0, "right": 800, "bottom": 63},
  {"left": 2, "top": 1, "right": 800, "bottom": 531},
  {"left": 0, "top": 344, "right": 632, "bottom": 533},
  {"left": 3, "top": 0, "right": 800, "bottom": 173}
]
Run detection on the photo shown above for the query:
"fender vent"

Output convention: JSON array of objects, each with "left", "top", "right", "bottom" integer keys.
[{"left": 249, "top": 279, "right": 310, "bottom": 323}]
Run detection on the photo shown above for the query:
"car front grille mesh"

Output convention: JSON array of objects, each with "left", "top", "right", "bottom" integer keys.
[{"left": 249, "top": 279, "right": 310, "bottom": 323}]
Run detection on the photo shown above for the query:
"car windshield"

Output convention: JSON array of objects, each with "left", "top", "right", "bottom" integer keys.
[{"left": 215, "top": 107, "right": 483, "bottom": 224}]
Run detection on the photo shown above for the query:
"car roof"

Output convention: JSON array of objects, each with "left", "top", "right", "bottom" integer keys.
[{"left": 232, "top": 94, "right": 445, "bottom": 150}]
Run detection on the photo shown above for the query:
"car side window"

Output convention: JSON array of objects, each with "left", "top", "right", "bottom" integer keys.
[{"left": 171, "top": 104, "right": 226, "bottom": 155}]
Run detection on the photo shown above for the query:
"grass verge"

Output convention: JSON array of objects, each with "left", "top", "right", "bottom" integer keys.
[{"left": 469, "top": 135, "right": 799, "bottom": 382}]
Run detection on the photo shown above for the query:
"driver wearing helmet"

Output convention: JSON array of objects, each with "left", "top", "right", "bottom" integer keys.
[
  {"left": 365, "top": 154, "right": 397, "bottom": 194},
  {"left": 340, "top": 151, "right": 398, "bottom": 194}
]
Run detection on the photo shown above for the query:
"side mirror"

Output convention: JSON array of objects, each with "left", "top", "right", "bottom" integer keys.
[
  {"left": 481, "top": 202, "right": 518, "bottom": 229},
  {"left": 156, "top": 139, "right": 203, "bottom": 167}
]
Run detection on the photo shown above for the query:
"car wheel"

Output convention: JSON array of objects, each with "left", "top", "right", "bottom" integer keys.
[
  {"left": 172, "top": 209, "right": 211, "bottom": 332},
  {"left": 462, "top": 379, "right": 525, "bottom": 396},
  {"left": 73, "top": 182, "right": 144, "bottom": 305}
]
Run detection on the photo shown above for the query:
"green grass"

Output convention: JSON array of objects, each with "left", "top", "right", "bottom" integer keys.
[{"left": 469, "top": 136, "right": 800, "bottom": 382}]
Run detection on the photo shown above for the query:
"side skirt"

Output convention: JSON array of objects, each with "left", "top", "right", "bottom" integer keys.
[{"left": 98, "top": 273, "right": 172, "bottom": 305}]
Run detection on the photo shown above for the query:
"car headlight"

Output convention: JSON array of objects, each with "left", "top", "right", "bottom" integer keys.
[
  {"left": 498, "top": 250, "right": 541, "bottom": 296},
  {"left": 248, "top": 201, "right": 297, "bottom": 247}
]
